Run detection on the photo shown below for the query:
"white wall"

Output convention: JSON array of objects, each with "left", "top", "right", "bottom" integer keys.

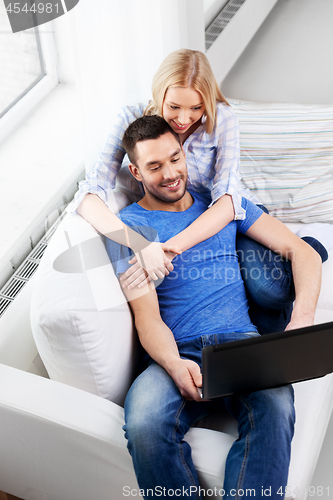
[
  {"left": 222, "top": 0, "right": 333, "bottom": 104},
  {"left": 53, "top": 12, "right": 76, "bottom": 84},
  {"left": 204, "top": 0, "right": 229, "bottom": 28}
]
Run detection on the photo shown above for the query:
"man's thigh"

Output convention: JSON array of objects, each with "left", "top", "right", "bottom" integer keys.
[{"left": 223, "top": 384, "right": 295, "bottom": 432}]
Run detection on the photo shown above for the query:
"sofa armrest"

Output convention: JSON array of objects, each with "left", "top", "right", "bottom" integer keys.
[
  {"left": 288, "top": 375, "right": 333, "bottom": 498},
  {"left": 0, "top": 363, "right": 137, "bottom": 500},
  {"left": 0, "top": 278, "right": 39, "bottom": 372},
  {"left": 2, "top": 362, "right": 333, "bottom": 500}
]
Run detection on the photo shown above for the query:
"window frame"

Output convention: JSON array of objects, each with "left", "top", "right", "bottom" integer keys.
[{"left": 0, "top": 22, "right": 58, "bottom": 145}]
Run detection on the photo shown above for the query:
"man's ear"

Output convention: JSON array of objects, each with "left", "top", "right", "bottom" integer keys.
[{"left": 128, "top": 163, "right": 143, "bottom": 182}]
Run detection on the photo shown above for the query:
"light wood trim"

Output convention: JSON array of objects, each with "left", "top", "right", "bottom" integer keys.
[{"left": 0, "top": 491, "right": 23, "bottom": 500}]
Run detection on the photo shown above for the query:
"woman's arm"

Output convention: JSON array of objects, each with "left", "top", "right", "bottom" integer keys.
[
  {"left": 77, "top": 194, "right": 178, "bottom": 279},
  {"left": 120, "top": 193, "right": 235, "bottom": 289},
  {"left": 165, "top": 104, "right": 241, "bottom": 252},
  {"left": 166, "top": 194, "right": 234, "bottom": 252},
  {"left": 71, "top": 103, "right": 180, "bottom": 280},
  {"left": 121, "top": 194, "right": 234, "bottom": 290}
]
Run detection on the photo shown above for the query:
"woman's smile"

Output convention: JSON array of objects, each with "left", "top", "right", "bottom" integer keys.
[
  {"left": 171, "top": 120, "right": 191, "bottom": 131},
  {"left": 163, "top": 86, "right": 205, "bottom": 138}
]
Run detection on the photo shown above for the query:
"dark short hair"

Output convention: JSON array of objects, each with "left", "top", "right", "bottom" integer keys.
[{"left": 122, "top": 115, "right": 181, "bottom": 165}]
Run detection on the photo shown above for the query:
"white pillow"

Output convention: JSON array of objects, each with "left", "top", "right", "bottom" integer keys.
[
  {"left": 230, "top": 99, "right": 333, "bottom": 223},
  {"left": 30, "top": 190, "right": 141, "bottom": 407}
]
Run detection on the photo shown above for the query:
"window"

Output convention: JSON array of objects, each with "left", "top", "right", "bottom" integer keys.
[
  {"left": 0, "top": 1, "right": 58, "bottom": 143},
  {"left": 0, "top": 4, "right": 45, "bottom": 118}
]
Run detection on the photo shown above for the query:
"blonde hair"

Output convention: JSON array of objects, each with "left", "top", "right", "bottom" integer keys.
[{"left": 145, "top": 49, "right": 229, "bottom": 135}]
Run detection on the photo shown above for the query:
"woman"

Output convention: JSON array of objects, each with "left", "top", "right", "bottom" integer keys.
[{"left": 69, "top": 49, "right": 327, "bottom": 334}]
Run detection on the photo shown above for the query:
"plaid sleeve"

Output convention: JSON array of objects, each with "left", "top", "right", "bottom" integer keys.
[
  {"left": 210, "top": 103, "right": 246, "bottom": 221},
  {"left": 67, "top": 102, "right": 147, "bottom": 213}
]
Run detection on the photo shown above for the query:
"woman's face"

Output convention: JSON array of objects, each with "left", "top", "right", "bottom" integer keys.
[{"left": 162, "top": 86, "right": 205, "bottom": 137}]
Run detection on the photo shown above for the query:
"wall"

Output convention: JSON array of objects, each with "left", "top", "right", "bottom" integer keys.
[{"left": 222, "top": 0, "right": 333, "bottom": 104}]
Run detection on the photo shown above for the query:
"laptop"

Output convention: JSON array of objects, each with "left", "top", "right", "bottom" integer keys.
[{"left": 200, "top": 321, "right": 333, "bottom": 399}]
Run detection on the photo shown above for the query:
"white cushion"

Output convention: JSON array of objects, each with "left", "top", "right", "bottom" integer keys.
[
  {"left": 30, "top": 191, "right": 140, "bottom": 407},
  {"left": 316, "top": 251, "right": 333, "bottom": 314},
  {"left": 230, "top": 99, "right": 333, "bottom": 223}
]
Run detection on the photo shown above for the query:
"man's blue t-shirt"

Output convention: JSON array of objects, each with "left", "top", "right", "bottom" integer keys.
[{"left": 106, "top": 192, "right": 264, "bottom": 343}]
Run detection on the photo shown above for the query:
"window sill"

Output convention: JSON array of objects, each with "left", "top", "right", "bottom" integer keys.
[{"left": 0, "top": 83, "right": 85, "bottom": 288}]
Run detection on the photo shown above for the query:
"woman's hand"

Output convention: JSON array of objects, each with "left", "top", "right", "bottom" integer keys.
[
  {"left": 161, "top": 242, "right": 181, "bottom": 267},
  {"left": 120, "top": 241, "right": 181, "bottom": 290}
]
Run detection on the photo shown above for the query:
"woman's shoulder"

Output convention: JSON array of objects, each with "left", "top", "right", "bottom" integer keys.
[
  {"left": 111, "top": 101, "right": 151, "bottom": 131},
  {"left": 213, "top": 100, "right": 238, "bottom": 133},
  {"left": 118, "top": 101, "right": 150, "bottom": 120},
  {"left": 216, "top": 100, "right": 237, "bottom": 119}
]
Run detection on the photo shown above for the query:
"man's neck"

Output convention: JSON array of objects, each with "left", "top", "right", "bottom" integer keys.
[{"left": 137, "top": 191, "right": 193, "bottom": 212}]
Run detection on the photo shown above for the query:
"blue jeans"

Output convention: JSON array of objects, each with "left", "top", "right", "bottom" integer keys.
[
  {"left": 237, "top": 206, "right": 295, "bottom": 335},
  {"left": 124, "top": 332, "right": 295, "bottom": 499}
]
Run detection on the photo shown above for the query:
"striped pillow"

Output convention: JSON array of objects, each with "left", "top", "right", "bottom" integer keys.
[{"left": 230, "top": 99, "right": 333, "bottom": 223}]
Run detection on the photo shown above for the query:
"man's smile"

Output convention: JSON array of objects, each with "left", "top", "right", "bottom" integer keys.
[{"left": 162, "top": 179, "right": 181, "bottom": 191}]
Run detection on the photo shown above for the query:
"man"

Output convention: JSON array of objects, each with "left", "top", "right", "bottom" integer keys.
[{"left": 106, "top": 116, "right": 321, "bottom": 499}]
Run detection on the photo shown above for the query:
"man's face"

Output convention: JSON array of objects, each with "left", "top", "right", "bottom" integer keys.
[{"left": 131, "top": 132, "right": 188, "bottom": 205}]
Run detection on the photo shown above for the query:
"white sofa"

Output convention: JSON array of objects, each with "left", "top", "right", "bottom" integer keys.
[
  {"left": 1, "top": 98, "right": 333, "bottom": 499},
  {"left": 0, "top": 202, "right": 333, "bottom": 500}
]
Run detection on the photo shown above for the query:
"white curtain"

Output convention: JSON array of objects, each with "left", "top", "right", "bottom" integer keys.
[{"left": 69, "top": 0, "right": 205, "bottom": 172}]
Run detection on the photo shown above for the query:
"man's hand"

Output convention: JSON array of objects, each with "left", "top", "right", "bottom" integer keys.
[
  {"left": 122, "top": 270, "right": 202, "bottom": 402},
  {"left": 246, "top": 212, "right": 322, "bottom": 334},
  {"left": 120, "top": 258, "right": 151, "bottom": 290},
  {"left": 120, "top": 243, "right": 181, "bottom": 289},
  {"left": 285, "top": 312, "right": 315, "bottom": 332},
  {"left": 166, "top": 358, "right": 202, "bottom": 401}
]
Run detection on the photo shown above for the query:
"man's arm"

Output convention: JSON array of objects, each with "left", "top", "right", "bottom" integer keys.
[
  {"left": 246, "top": 212, "right": 322, "bottom": 330},
  {"left": 122, "top": 281, "right": 202, "bottom": 401}
]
